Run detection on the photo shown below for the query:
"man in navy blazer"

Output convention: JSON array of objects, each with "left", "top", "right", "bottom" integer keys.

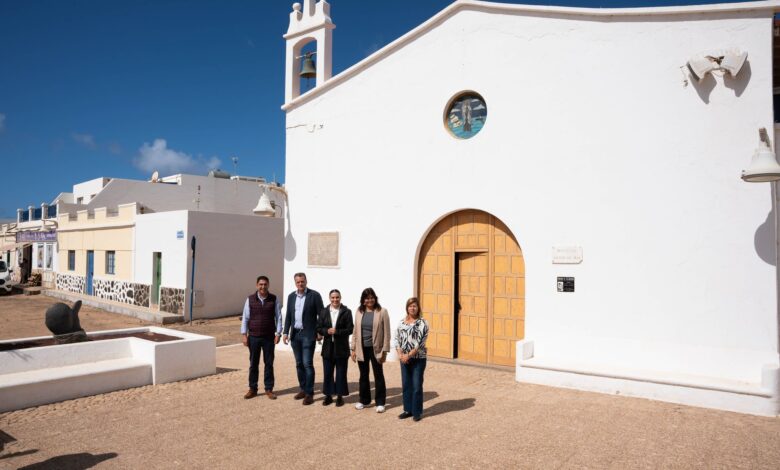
[{"left": 283, "top": 272, "right": 324, "bottom": 405}]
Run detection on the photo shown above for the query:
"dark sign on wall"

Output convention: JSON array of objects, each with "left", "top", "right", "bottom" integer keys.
[
  {"left": 557, "top": 277, "right": 575, "bottom": 292},
  {"left": 16, "top": 231, "right": 57, "bottom": 243}
]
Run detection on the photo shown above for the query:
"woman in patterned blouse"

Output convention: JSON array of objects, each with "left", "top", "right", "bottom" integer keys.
[{"left": 394, "top": 297, "right": 429, "bottom": 422}]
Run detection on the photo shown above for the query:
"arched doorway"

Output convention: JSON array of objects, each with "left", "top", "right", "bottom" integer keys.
[{"left": 417, "top": 210, "right": 524, "bottom": 366}]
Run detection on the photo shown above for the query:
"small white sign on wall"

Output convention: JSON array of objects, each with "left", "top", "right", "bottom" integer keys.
[{"left": 552, "top": 246, "right": 583, "bottom": 264}]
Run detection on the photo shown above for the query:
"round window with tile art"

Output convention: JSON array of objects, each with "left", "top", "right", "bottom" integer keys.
[{"left": 445, "top": 92, "right": 487, "bottom": 139}]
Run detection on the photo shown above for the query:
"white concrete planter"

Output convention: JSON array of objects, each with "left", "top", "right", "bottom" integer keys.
[{"left": 0, "top": 327, "right": 216, "bottom": 413}]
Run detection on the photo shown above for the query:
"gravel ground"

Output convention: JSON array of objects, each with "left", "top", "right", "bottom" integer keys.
[
  {"left": 0, "top": 292, "right": 242, "bottom": 346},
  {"left": 1, "top": 345, "right": 779, "bottom": 469}
]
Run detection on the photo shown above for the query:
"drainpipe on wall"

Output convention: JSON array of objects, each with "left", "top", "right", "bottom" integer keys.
[{"left": 774, "top": 182, "right": 780, "bottom": 361}]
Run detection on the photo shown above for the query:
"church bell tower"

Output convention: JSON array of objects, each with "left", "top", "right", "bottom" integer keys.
[{"left": 284, "top": 0, "right": 335, "bottom": 103}]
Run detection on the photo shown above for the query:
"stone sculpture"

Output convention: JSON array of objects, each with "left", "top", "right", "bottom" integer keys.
[{"left": 45, "top": 300, "right": 90, "bottom": 344}]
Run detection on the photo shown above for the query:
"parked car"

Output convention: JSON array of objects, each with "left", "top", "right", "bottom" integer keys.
[{"left": 0, "top": 260, "right": 12, "bottom": 293}]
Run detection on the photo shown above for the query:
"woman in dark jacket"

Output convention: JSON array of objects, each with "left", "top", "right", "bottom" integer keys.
[{"left": 317, "top": 289, "right": 354, "bottom": 406}]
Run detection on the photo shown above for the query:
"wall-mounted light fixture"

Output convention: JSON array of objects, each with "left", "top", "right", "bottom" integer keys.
[
  {"left": 742, "top": 128, "right": 780, "bottom": 183},
  {"left": 686, "top": 49, "right": 748, "bottom": 82},
  {"left": 253, "top": 186, "right": 276, "bottom": 217},
  {"left": 253, "top": 183, "right": 289, "bottom": 217}
]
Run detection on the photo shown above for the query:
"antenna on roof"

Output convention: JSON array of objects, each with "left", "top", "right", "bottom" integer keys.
[
  {"left": 231, "top": 157, "right": 239, "bottom": 194},
  {"left": 150, "top": 170, "right": 159, "bottom": 183}
]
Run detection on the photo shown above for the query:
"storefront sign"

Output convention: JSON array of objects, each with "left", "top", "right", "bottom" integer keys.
[{"left": 16, "top": 231, "right": 57, "bottom": 243}]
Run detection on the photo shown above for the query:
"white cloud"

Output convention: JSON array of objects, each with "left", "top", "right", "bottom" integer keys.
[
  {"left": 72, "top": 133, "right": 97, "bottom": 149},
  {"left": 134, "top": 138, "right": 221, "bottom": 175},
  {"left": 0, "top": 113, "right": 5, "bottom": 132}
]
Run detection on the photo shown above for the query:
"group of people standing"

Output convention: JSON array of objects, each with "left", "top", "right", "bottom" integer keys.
[{"left": 240, "top": 272, "right": 429, "bottom": 421}]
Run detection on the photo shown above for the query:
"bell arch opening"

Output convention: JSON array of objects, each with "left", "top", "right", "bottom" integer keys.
[
  {"left": 416, "top": 209, "right": 525, "bottom": 366},
  {"left": 290, "top": 37, "right": 318, "bottom": 98}
]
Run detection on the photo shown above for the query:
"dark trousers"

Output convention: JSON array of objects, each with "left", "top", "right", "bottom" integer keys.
[
  {"left": 291, "top": 334, "right": 316, "bottom": 396},
  {"left": 358, "top": 346, "right": 386, "bottom": 406},
  {"left": 322, "top": 356, "right": 349, "bottom": 397},
  {"left": 248, "top": 335, "right": 275, "bottom": 391},
  {"left": 400, "top": 358, "right": 427, "bottom": 418}
]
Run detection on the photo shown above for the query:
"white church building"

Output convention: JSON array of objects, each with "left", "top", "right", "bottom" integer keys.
[{"left": 279, "top": 0, "right": 780, "bottom": 416}]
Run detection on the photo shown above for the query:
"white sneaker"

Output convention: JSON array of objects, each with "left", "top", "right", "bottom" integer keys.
[
  {"left": 355, "top": 403, "right": 364, "bottom": 410},
  {"left": 376, "top": 405, "right": 386, "bottom": 413}
]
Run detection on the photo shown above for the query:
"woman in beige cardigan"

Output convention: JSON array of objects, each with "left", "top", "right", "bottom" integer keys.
[{"left": 351, "top": 287, "right": 391, "bottom": 413}]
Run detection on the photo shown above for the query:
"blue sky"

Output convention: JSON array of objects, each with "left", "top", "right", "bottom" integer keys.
[{"left": 0, "top": 0, "right": 749, "bottom": 218}]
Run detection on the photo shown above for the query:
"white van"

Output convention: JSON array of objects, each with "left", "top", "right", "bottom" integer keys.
[{"left": 0, "top": 260, "right": 12, "bottom": 293}]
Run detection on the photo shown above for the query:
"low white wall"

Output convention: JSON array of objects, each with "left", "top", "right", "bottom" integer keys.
[
  {"left": 0, "top": 338, "right": 133, "bottom": 374},
  {"left": 0, "top": 327, "right": 216, "bottom": 412},
  {"left": 128, "top": 327, "right": 216, "bottom": 383},
  {"left": 186, "top": 212, "right": 284, "bottom": 319}
]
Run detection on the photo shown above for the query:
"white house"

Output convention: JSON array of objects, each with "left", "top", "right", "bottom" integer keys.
[
  {"left": 280, "top": 0, "right": 780, "bottom": 415},
  {"left": 52, "top": 172, "right": 285, "bottom": 319}
]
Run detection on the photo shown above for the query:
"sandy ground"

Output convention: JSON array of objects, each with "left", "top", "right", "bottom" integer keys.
[
  {"left": 1, "top": 343, "right": 779, "bottom": 469},
  {"left": 0, "top": 292, "right": 242, "bottom": 346},
  {"left": 1, "top": 294, "right": 779, "bottom": 468}
]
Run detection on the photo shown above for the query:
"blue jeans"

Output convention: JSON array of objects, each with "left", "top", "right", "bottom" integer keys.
[
  {"left": 291, "top": 334, "right": 316, "bottom": 396},
  {"left": 400, "top": 358, "right": 426, "bottom": 418},
  {"left": 248, "top": 335, "right": 275, "bottom": 391}
]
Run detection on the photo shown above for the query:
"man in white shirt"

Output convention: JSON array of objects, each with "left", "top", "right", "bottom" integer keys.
[{"left": 283, "top": 272, "right": 324, "bottom": 405}]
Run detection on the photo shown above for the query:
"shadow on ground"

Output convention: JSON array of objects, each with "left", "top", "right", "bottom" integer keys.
[
  {"left": 17, "top": 452, "right": 118, "bottom": 470},
  {"left": 422, "top": 398, "right": 476, "bottom": 418},
  {"left": 0, "top": 430, "right": 17, "bottom": 451},
  {"left": 0, "top": 449, "right": 39, "bottom": 460}
]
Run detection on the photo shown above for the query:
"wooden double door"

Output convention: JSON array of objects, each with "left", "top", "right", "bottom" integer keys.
[{"left": 418, "top": 210, "right": 525, "bottom": 366}]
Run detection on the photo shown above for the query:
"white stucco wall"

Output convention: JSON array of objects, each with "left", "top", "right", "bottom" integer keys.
[
  {"left": 134, "top": 211, "right": 189, "bottom": 289},
  {"left": 186, "top": 211, "right": 284, "bottom": 319},
  {"left": 73, "top": 177, "right": 109, "bottom": 204},
  {"left": 283, "top": 3, "right": 779, "bottom": 390}
]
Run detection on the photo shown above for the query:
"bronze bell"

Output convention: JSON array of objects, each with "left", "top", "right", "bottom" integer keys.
[{"left": 300, "top": 54, "right": 316, "bottom": 79}]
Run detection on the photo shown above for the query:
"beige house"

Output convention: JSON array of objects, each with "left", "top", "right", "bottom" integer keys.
[{"left": 56, "top": 203, "right": 137, "bottom": 303}]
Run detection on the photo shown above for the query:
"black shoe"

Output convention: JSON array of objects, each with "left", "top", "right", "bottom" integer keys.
[
  {"left": 303, "top": 395, "right": 314, "bottom": 405},
  {"left": 336, "top": 396, "right": 344, "bottom": 407},
  {"left": 323, "top": 395, "right": 333, "bottom": 406},
  {"left": 398, "top": 411, "right": 412, "bottom": 419},
  {"left": 413, "top": 415, "right": 422, "bottom": 422}
]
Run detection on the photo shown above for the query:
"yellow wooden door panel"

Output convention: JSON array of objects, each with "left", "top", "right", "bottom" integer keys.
[
  {"left": 419, "top": 217, "right": 454, "bottom": 359},
  {"left": 457, "top": 251, "right": 488, "bottom": 363},
  {"left": 419, "top": 210, "right": 524, "bottom": 366},
  {"left": 490, "top": 219, "right": 525, "bottom": 366}
]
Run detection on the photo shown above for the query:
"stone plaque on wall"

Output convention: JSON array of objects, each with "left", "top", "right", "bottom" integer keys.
[
  {"left": 308, "top": 232, "right": 339, "bottom": 267},
  {"left": 552, "top": 246, "right": 583, "bottom": 264}
]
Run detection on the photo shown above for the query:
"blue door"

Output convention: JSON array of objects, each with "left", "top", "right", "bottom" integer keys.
[{"left": 86, "top": 251, "right": 94, "bottom": 295}]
